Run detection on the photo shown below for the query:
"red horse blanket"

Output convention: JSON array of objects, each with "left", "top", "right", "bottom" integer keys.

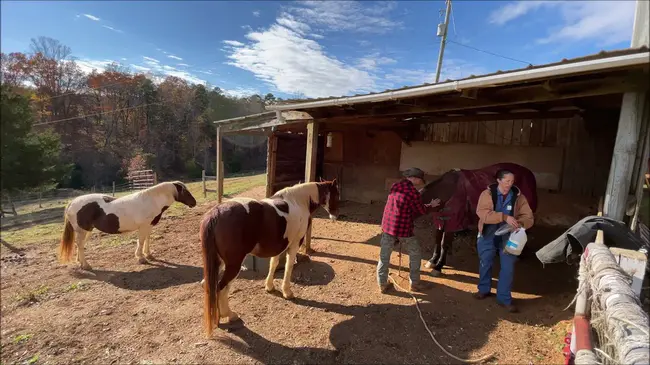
[{"left": 431, "top": 163, "right": 538, "bottom": 232}]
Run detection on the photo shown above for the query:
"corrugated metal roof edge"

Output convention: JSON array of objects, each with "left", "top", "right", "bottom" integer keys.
[{"left": 267, "top": 46, "right": 649, "bottom": 110}]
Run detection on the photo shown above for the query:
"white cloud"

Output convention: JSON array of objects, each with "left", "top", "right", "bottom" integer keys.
[
  {"left": 488, "top": 1, "right": 551, "bottom": 25},
  {"left": 76, "top": 59, "right": 114, "bottom": 74},
  {"left": 177, "top": 63, "right": 190, "bottom": 67},
  {"left": 83, "top": 14, "right": 100, "bottom": 21},
  {"left": 223, "top": 40, "right": 245, "bottom": 47},
  {"left": 225, "top": 22, "right": 375, "bottom": 98},
  {"left": 310, "top": 34, "right": 325, "bottom": 39},
  {"left": 167, "top": 55, "right": 183, "bottom": 60},
  {"left": 357, "top": 53, "right": 397, "bottom": 71},
  {"left": 143, "top": 56, "right": 160, "bottom": 65},
  {"left": 276, "top": 13, "right": 311, "bottom": 35},
  {"left": 102, "top": 25, "right": 124, "bottom": 33},
  {"left": 489, "top": 1, "right": 635, "bottom": 46},
  {"left": 121, "top": 58, "right": 127, "bottom": 61},
  {"left": 286, "top": 1, "right": 402, "bottom": 34},
  {"left": 224, "top": 87, "right": 260, "bottom": 98},
  {"left": 253, "top": 10, "right": 261, "bottom": 17},
  {"left": 383, "top": 60, "right": 487, "bottom": 87},
  {"left": 198, "top": 70, "right": 214, "bottom": 75},
  {"left": 130, "top": 64, "right": 151, "bottom": 72}
]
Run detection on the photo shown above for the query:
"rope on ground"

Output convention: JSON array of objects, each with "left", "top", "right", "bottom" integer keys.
[{"left": 387, "top": 273, "right": 495, "bottom": 364}]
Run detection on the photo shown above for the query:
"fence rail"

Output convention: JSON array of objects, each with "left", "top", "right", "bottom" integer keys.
[{"left": 1, "top": 170, "right": 158, "bottom": 218}]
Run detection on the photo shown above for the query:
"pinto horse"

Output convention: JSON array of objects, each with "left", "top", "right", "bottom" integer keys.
[
  {"left": 419, "top": 163, "right": 538, "bottom": 275},
  {"left": 58, "top": 181, "right": 197, "bottom": 270},
  {"left": 199, "top": 179, "right": 339, "bottom": 336}
]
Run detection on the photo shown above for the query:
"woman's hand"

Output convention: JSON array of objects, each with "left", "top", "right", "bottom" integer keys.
[
  {"left": 426, "top": 198, "right": 441, "bottom": 208},
  {"left": 505, "top": 215, "right": 520, "bottom": 229}
]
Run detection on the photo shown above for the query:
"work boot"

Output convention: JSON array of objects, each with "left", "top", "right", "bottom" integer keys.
[
  {"left": 379, "top": 282, "right": 392, "bottom": 294},
  {"left": 473, "top": 291, "right": 492, "bottom": 300},
  {"left": 498, "top": 301, "right": 519, "bottom": 313},
  {"left": 409, "top": 281, "right": 430, "bottom": 292}
]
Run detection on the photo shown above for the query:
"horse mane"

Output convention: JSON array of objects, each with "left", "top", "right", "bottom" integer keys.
[
  {"left": 273, "top": 181, "right": 319, "bottom": 207},
  {"left": 135, "top": 181, "right": 178, "bottom": 199}
]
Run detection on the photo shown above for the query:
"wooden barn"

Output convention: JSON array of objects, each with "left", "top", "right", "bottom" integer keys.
[{"left": 214, "top": 46, "right": 650, "bottom": 247}]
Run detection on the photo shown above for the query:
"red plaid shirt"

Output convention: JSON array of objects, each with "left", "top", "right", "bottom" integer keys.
[{"left": 381, "top": 179, "right": 428, "bottom": 237}]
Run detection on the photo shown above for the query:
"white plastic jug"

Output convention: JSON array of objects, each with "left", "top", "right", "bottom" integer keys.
[{"left": 504, "top": 228, "right": 527, "bottom": 256}]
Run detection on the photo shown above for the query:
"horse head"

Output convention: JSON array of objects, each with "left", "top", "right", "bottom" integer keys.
[
  {"left": 419, "top": 169, "right": 461, "bottom": 206},
  {"left": 317, "top": 178, "right": 340, "bottom": 221},
  {"left": 172, "top": 181, "right": 197, "bottom": 207}
]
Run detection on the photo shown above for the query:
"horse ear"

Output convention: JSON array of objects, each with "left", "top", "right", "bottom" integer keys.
[
  {"left": 331, "top": 177, "right": 338, "bottom": 188},
  {"left": 319, "top": 177, "right": 324, "bottom": 182}
]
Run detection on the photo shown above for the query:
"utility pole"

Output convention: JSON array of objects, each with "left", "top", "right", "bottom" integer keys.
[{"left": 434, "top": 0, "right": 452, "bottom": 83}]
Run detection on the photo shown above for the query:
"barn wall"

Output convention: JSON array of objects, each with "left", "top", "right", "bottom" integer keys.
[
  {"left": 411, "top": 115, "right": 617, "bottom": 197},
  {"left": 334, "top": 129, "right": 403, "bottom": 203}
]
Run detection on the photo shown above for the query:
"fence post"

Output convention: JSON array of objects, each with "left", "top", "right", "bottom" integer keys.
[
  {"left": 202, "top": 170, "right": 207, "bottom": 198},
  {"left": 112, "top": 181, "right": 116, "bottom": 197},
  {"left": 154, "top": 172, "right": 158, "bottom": 185},
  {"left": 38, "top": 191, "right": 42, "bottom": 208}
]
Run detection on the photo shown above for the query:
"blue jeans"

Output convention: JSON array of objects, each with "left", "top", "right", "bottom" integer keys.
[
  {"left": 477, "top": 232, "right": 517, "bottom": 305},
  {"left": 377, "top": 233, "right": 421, "bottom": 285}
]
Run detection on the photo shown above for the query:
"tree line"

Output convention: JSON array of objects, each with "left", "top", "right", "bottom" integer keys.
[{"left": 1, "top": 36, "right": 277, "bottom": 196}]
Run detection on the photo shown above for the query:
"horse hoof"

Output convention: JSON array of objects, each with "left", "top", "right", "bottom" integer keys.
[
  {"left": 265, "top": 285, "right": 275, "bottom": 293},
  {"left": 145, "top": 254, "right": 155, "bottom": 260},
  {"left": 431, "top": 269, "right": 443, "bottom": 277},
  {"left": 282, "top": 291, "right": 294, "bottom": 299},
  {"left": 80, "top": 263, "right": 92, "bottom": 271},
  {"left": 137, "top": 257, "right": 148, "bottom": 264},
  {"left": 424, "top": 261, "right": 434, "bottom": 269},
  {"left": 305, "top": 248, "right": 315, "bottom": 255}
]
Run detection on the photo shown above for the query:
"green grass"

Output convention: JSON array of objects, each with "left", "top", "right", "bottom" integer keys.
[
  {"left": 12, "top": 334, "right": 33, "bottom": 344},
  {"left": 0, "top": 174, "right": 266, "bottom": 247}
]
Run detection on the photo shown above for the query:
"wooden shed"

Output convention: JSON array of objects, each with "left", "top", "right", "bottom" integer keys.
[{"left": 214, "top": 47, "right": 650, "bottom": 246}]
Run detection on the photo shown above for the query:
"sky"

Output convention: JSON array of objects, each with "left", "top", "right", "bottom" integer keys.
[{"left": 0, "top": 0, "right": 639, "bottom": 99}]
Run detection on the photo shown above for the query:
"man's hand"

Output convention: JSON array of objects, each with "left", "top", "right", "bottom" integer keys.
[
  {"left": 505, "top": 215, "right": 520, "bottom": 229},
  {"left": 426, "top": 198, "right": 441, "bottom": 208}
]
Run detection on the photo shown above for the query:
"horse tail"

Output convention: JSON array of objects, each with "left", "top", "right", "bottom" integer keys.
[
  {"left": 58, "top": 215, "right": 76, "bottom": 263},
  {"left": 201, "top": 210, "right": 221, "bottom": 337}
]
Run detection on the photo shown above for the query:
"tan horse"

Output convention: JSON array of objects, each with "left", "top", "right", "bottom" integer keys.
[{"left": 199, "top": 179, "right": 339, "bottom": 337}]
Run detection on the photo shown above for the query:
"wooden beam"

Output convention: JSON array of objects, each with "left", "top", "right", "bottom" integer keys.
[
  {"left": 265, "top": 133, "right": 278, "bottom": 198},
  {"left": 411, "top": 110, "right": 581, "bottom": 124},
  {"left": 323, "top": 73, "right": 648, "bottom": 120},
  {"left": 215, "top": 126, "right": 223, "bottom": 204},
  {"left": 222, "top": 111, "right": 314, "bottom": 133},
  {"left": 303, "top": 121, "right": 319, "bottom": 253}
]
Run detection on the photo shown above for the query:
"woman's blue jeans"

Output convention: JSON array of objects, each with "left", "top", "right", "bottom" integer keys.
[{"left": 477, "top": 232, "right": 517, "bottom": 305}]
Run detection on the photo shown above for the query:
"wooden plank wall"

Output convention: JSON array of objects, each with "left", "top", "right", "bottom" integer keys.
[
  {"left": 418, "top": 116, "right": 617, "bottom": 197},
  {"left": 271, "top": 133, "right": 324, "bottom": 194}
]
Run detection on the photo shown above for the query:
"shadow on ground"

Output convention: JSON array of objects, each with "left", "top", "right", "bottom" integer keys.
[{"left": 72, "top": 259, "right": 203, "bottom": 290}]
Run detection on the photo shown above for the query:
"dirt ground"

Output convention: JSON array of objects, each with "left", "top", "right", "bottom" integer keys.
[{"left": 1, "top": 185, "right": 579, "bottom": 365}]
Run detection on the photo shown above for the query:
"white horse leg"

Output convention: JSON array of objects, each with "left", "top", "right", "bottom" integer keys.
[
  {"left": 75, "top": 230, "right": 91, "bottom": 270},
  {"left": 143, "top": 230, "right": 154, "bottom": 260},
  {"left": 219, "top": 282, "right": 239, "bottom": 323},
  {"left": 265, "top": 255, "right": 281, "bottom": 293},
  {"left": 281, "top": 242, "right": 300, "bottom": 299},
  {"left": 135, "top": 226, "right": 152, "bottom": 264}
]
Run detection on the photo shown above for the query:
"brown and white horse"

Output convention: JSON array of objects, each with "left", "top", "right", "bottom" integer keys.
[
  {"left": 200, "top": 179, "right": 339, "bottom": 336},
  {"left": 58, "top": 181, "right": 197, "bottom": 270}
]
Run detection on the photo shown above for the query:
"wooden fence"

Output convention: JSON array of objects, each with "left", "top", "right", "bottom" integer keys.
[{"left": 127, "top": 169, "right": 157, "bottom": 190}]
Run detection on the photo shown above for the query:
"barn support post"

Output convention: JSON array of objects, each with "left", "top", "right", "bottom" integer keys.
[
  {"left": 215, "top": 125, "right": 223, "bottom": 204},
  {"left": 604, "top": 0, "right": 649, "bottom": 221},
  {"left": 202, "top": 169, "right": 207, "bottom": 198},
  {"left": 303, "top": 121, "right": 319, "bottom": 252},
  {"left": 265, "top": 133, "right": 278, "bottom": 198}
]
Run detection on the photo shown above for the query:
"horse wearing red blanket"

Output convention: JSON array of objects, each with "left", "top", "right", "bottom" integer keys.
[{"left": 419, "top": 162, "right": 538, "bottom": 276}]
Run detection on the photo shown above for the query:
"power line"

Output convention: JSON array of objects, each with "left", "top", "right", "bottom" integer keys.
[
  {"left": 32, "top": 102, "right": 162, "bottom": 126},
  {"left": 446, "top": 39, "right": 533, "bottom": 66}
]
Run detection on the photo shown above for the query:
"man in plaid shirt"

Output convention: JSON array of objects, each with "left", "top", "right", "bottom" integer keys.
[{"left": 378, "top": 167, "right": 441, "bottom": 293}]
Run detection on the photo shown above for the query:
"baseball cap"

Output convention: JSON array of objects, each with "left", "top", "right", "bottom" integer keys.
[{"left": 402, "top": 167, "right": 426, "bottom": 183}]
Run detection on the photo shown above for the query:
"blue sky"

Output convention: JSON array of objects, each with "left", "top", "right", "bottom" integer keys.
[{"left": 1, "top": 1, "right": 638, "bottom": 99}]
